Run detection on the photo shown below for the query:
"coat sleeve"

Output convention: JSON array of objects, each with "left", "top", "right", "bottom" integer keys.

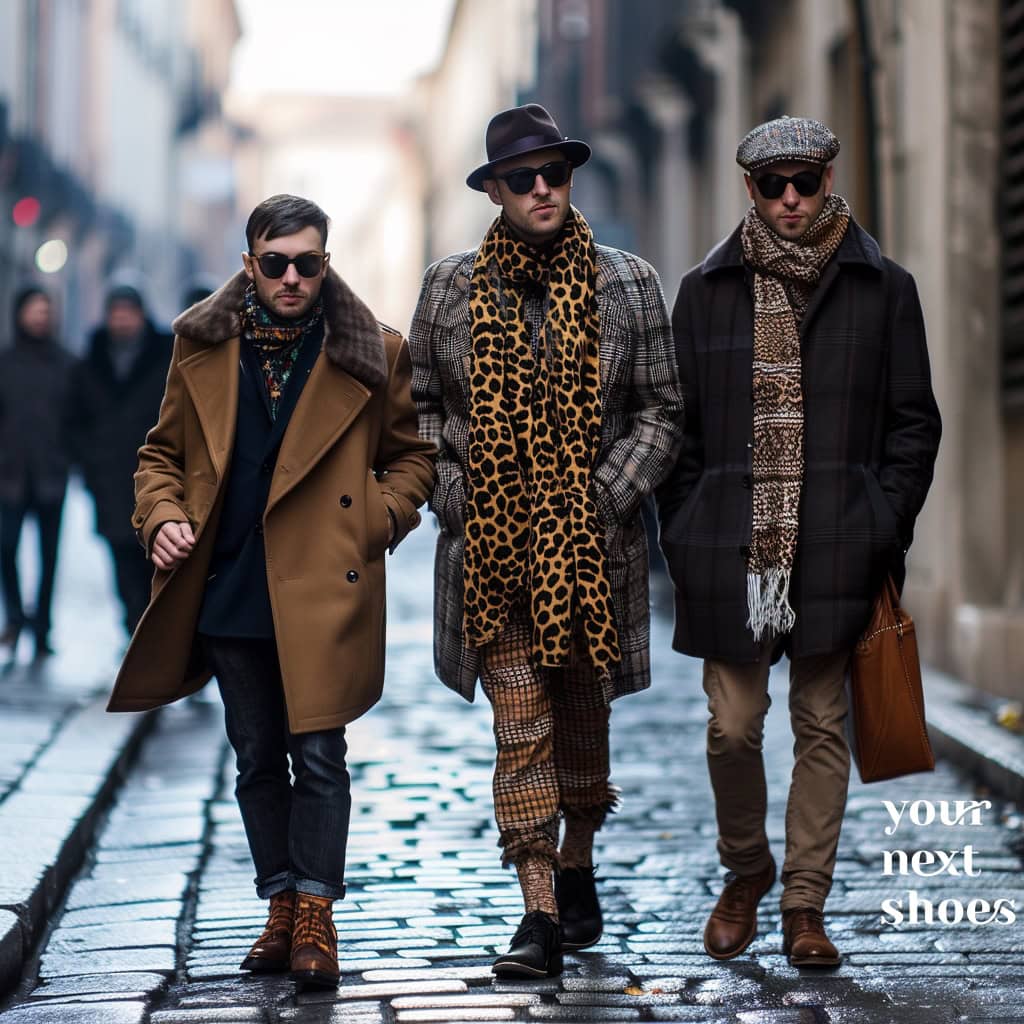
[
  {"left": 592, "top": 257, "right": 686, "bottom": 526},
  {"left": 131, "top": 336, "right": 190, "bottom": 552},
  {"left": 655, "top": 271, "right": 704, "bottom": 529},
  {"left": 374, "top": 333, "right": 438, "bottom": 551},
  {"left": 408, "top": 256, "right": 467, "bottom": 535},
  {"left": 878, "top": 270, "right": 942, "bottom": 548}
]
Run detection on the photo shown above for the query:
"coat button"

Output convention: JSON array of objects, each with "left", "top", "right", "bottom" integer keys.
[
  {"left": 261, "top": 461, "right": 272, "bottom": 475},
  {"left": 254, "top": 524, "right": 263, "bottom": 536},
  {"left": 346, "top": 570, "right": 359, "bottom": 583},
  {"left": 742, "top": 474, "right": 751, "bottom": 489},
  {"left": 340, "top": 495, "right": 352, "bottom": 507}
]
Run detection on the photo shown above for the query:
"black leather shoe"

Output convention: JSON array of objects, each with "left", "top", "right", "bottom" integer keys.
[
  {"left": 555, "top": 866, "right": 603, "bottom": 950},
  {"left": 492, "top": 911, "right": 563, "bottom": 978}
]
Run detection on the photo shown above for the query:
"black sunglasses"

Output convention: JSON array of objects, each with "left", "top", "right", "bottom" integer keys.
[
  {"left": 753, "top": 170, "right": 823, "bottom": 199},
  {"left": 496, "top": 160, "right": 572, "bottom": 195},
  {"left": 249, "top": 251, "right": 327, "bottom": 278}
]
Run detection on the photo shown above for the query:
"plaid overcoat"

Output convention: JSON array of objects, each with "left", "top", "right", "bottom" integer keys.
[
  {"left": 656, "top": 219, "right": 941, "bottom": 663},
  {"left": 409, "top": 244, "right": 685, "bottom": 701}
]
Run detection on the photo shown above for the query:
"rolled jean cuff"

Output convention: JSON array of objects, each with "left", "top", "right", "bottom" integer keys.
[
  {"left": 293, "top": 875, "right": 347, "bottom": 901},
  {"left": 255, "top": 870, "right": 293, "bottom": 900}
]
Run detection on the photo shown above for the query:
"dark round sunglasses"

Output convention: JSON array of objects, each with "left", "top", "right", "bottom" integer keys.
[
  {"left": 753, "top": 170, "right": 823, "bottom": 200},
  {"left": 250, "top": 251, "right": 327, "bottom": 279},
  {"left": 496, "top": 160, "right": 572, "bottom": 195}
]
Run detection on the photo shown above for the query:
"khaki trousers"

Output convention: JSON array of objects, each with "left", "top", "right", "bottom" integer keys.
[{"left": 703, "top": 643, "right": 851, "bottom": 912}]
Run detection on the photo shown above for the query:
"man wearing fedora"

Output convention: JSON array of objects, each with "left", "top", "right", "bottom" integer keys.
[
  {"left": 657, "top": 117, "right": 941, "bottom": 966},
  {"left": 409, "top": 103, "right": 684, "bottom": 978}
]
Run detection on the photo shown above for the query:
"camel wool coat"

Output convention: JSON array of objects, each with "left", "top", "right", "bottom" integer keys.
[{"left": 107, "top": 269, "right": 436, "bottom": 732}]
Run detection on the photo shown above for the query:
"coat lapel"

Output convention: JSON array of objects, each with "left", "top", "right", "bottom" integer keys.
[
  {"left": 267, "top": 355, "right": 371, "bottom": 512},
  {"left": 178, "top": 339, "right": 240, "bottom": 482}
]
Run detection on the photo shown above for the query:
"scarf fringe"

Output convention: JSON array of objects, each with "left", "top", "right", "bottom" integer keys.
[{"left": 746, "top": 568, "right": 796, "bottom": 642}]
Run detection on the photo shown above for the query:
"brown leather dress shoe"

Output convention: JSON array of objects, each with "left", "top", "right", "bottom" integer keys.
[
  {"left": 241, "top": 890, "right": 296, "bottom": 972},
  {"left": 290, "top": 892, "right": 340, "bottom": 988},
  {"left": 703, "top": 856, "right": 776, "bottom": 960},
  {"left": 782, "top": 907, "right": 841, "bottom": 967}
]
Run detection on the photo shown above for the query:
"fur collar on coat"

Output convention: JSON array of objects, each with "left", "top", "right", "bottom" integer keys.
[{"left": 171, "top": 268, "right": 388, "bottom": 390}]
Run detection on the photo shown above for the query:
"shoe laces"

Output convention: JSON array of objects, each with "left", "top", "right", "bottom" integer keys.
[
  {"left": 257, "top": 892, "right": 295, "bottom": 941},
  {"left": 512, "top": 910, "right": 557, "bottom": 946},
  {"left": 719, "top": 871, "right": 762, "bottom": 911},
  {"left": 785, "top": 907, "right": 825, "bottom": 935},
  {"left": 293, "top": 895, "right": 337, "bottom": 949}
]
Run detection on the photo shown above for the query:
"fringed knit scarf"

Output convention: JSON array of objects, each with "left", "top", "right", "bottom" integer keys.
[
  {"left": 740, "top": 193, "right": 850, "bottom": 640},
  {"left": 240, "top": 284, "right": 323, "bottom": 418},
  {"left": 463, "top": 208, "right": 621, "bottom": 670}
]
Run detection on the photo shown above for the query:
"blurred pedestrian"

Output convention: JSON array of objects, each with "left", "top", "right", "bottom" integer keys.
[
  {"left": 656, "top": 116, "right": 942, "bottom": 966},
  {"left": 409, "top": 104, "right": 684, "bottom": 978},
  {"left": 0, "top": 287, "right": 75, "bottom": 659},
  {"left": 107, "top": 194, "right": 435, "bottom": 990},
  {"left": 68, "top": 283, "right": 172, "bottom": 635},
  {"left": 180, "top": 276, "right": 216, "bottom": 311}
]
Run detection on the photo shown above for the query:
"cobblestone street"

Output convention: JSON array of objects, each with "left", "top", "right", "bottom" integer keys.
[{"left": 1, "top": 516, "right": 1023, "bottom": 1023}]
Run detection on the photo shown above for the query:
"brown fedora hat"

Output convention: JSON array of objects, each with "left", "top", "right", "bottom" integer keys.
[{"left": 466, "top": 103, "right": 591, "bottom": 191}]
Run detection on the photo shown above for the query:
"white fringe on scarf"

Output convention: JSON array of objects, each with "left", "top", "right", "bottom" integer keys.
[{"left": 746, "top": 568, "right": 796, "bottom": 642}]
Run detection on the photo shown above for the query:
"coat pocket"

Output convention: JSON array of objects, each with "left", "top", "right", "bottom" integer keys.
[
  {"left": 659, "top": 473, "right": 708, "bottom": 545},
  {"left": 861, "top": 466, "right": 900, "bottom": 546},
  {"left": 364, "top": 471, "right": 391, "bottom": 562}
]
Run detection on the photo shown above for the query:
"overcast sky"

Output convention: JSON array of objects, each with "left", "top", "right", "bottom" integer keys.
[{"left": 231, "top": 0, "right": 457, "bottom": 97}]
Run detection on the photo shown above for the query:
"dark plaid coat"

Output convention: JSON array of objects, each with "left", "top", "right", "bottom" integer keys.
[
  {"left": 410, "top": 244, "right": 685, "bottom": 701},
  {"left": 657, "top": 219, "right": 941, "bottom": 663}
]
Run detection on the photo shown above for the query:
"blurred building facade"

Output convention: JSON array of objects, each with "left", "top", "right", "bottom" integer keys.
[
  {"left": 419, "top": 0, "right": 1023, "bottom": 701},
  {"left": 0, "top": 0, "right": 241, "bottom": 346},
  {"left": 227, "top": 93, "right": 425, "bottom": 332},
  {"left": 415, "top": 0, "right": 539, "bottom": 260}
]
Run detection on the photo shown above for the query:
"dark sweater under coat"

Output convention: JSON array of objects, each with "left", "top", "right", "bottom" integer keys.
[
  {"left": 656, "top": 219, "right": 942, "bottom": 663},
  {"left": 198, "top": 322, "right": 323, "bottom": 638}
]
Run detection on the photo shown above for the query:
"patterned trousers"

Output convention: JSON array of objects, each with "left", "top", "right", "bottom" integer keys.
[{"left": 478, "top": 606, "right": 617, "bottom": 868}]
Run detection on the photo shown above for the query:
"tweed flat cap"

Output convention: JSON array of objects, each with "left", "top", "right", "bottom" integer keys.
[{"left": 735, "top": 115, "right": 840, "bottom": 172}]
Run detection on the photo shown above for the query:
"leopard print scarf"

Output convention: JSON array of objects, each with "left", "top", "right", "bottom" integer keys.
[
  {"left": 464, "top": 208, "right": 621, "bottom": 670},
  {"left": 740, "top": 193, "right": 850, "bottom": 640}
]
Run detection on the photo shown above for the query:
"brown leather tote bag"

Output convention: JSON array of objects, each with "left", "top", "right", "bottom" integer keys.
[{"left": 847, "top": 575, "right": 936, "bottom": 783}]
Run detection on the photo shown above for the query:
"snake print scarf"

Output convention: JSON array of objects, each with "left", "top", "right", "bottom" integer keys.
[
  {"left": 240, "top": 284, "right": 323, "bottom": 418},
  {"left": 464, "top": 208, "right": 621, "bottom": 670},
  {"left": 740, "top": 193, "right": 850, "bottom": 640}
]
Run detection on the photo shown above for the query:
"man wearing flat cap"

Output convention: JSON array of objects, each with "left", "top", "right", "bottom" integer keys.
[
  {"left": 409, "top": 103, "right": 684, "bottom": 977},
  {"left": 657, "top": 115, "right": 941, "bottom": 966}
]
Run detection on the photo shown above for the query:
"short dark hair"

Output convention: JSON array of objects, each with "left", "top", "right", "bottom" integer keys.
[{"left": 245, "top": 194, "right": 329, "bottom": 251}]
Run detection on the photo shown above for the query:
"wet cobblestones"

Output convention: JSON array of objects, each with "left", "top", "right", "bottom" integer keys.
[{"left": 2, "top": 522, "right": 1023, "bottom": 1021}]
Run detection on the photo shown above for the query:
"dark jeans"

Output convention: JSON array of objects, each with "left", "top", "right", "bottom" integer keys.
[
  {"left": 1, "top": 490, "right": 64, "bottom": 641},
  {"left": 200, "top": 635, "right": 351, "bottom": 900},
  {"left": 107, "top": 539, "right": 154, "bottom": 634}
]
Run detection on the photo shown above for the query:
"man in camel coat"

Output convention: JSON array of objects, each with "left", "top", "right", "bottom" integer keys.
[{"left": 107, "top": 194, "right": 435, "bottom": 989}]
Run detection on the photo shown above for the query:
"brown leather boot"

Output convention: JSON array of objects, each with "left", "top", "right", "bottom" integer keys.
[
  {"left": 290, "top": 892, "right": 339, "bottom": 988},
  {"left": 782, "top": 907, "right": 841, "bottom": 967},
  {"left": 703, "top": 856, "right": 776, "bottom": 960},
  {"left": 240, "top": 890, "right": 296, "bottom": 971}
]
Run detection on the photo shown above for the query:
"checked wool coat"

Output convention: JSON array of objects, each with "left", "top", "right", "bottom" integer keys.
[
  {"left": 656, "top": 219, "right": 941, "bottom": 664},
  {"left": 410, "top": 244, "right": 685, "bottom": 701}
]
